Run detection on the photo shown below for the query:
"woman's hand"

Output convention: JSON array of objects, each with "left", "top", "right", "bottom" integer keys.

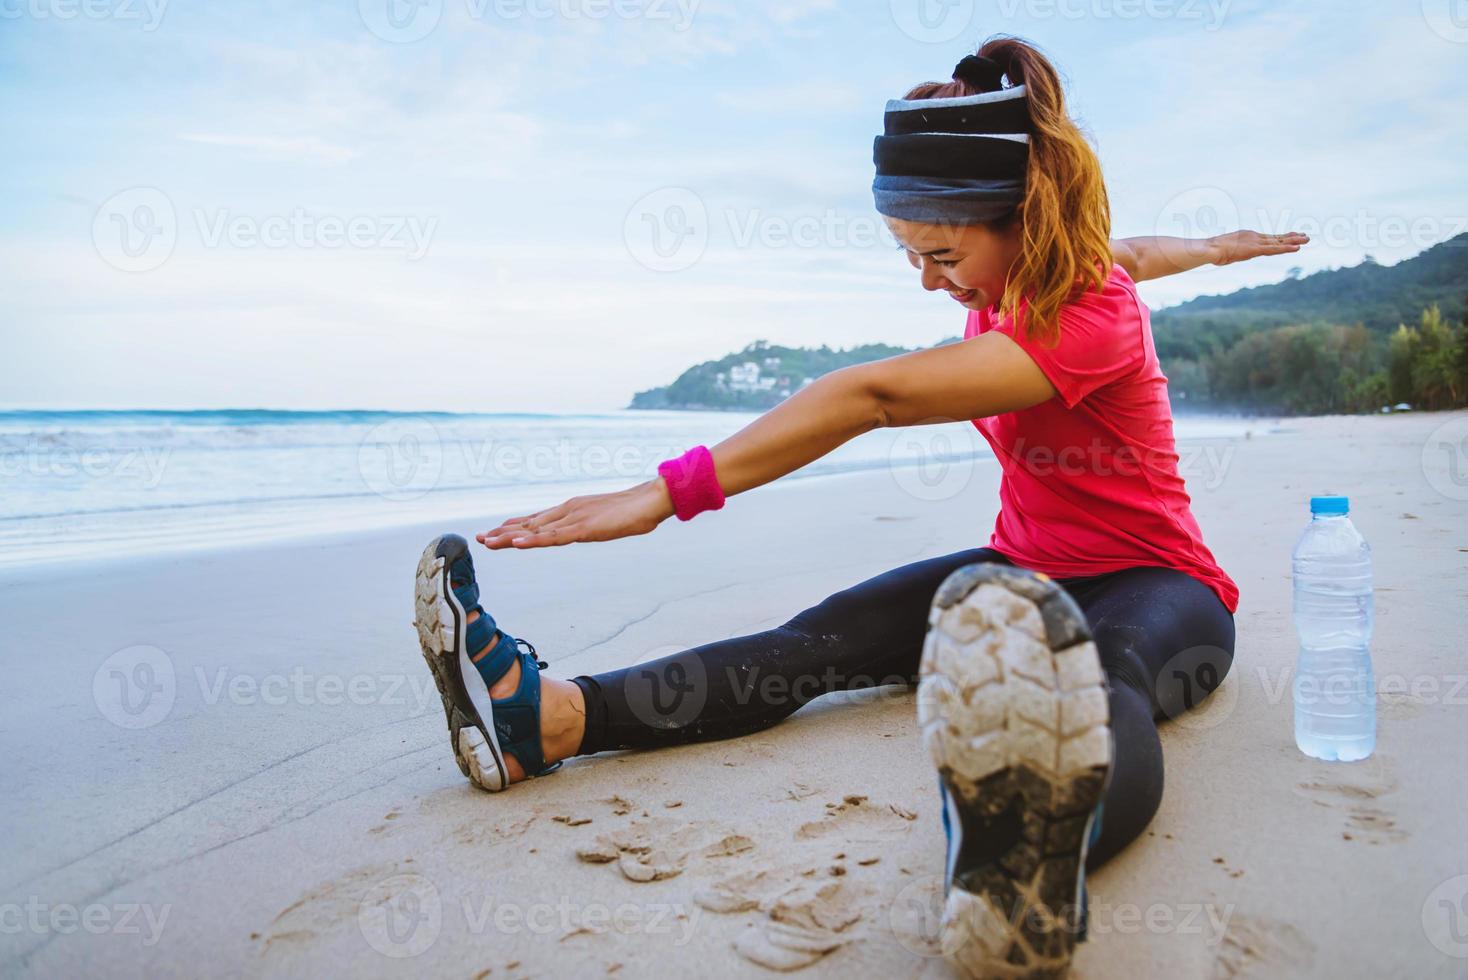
[
  {"left": 1112, "top": 230, "right": 1310, "bottom": 281},
  {"left": 477, "top": 478, "right": 676, "bottom": 550},
  {"left": 1210, "top": 229, "right": 1310, "bottom": 266}
]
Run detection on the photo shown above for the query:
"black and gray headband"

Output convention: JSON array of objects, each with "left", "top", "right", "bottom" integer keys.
[{"left": 872, "top": 62, "right": 1031, "bottom": 225}]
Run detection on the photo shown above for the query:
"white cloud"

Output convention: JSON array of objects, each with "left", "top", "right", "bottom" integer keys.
[
  {"left": 3, "top": 2, "right": 1463, "bottom": 410},
  {"left": 178, "top": 133, "right": 360, "bottom": 166}
]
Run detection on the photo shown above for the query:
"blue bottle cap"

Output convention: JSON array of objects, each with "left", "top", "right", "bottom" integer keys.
[{"left": 1310, "top": 495, "right": 1349, "bottom": 515}]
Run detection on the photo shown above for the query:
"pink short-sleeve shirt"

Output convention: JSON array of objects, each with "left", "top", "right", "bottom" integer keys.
[{"left": 965, "top": 263, "right": 1239, "bottom": 613}]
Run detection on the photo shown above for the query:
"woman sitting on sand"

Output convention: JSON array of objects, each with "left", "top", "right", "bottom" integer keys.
[{"left": 412, "top": 36, "right": 1304, "bottom": 978}]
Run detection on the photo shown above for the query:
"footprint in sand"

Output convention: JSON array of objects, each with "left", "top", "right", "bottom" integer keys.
[
  {"left": 1212, "top": 914, "right": 1316, "bottom": 979},
  {"left": 547, "top": 794, "right": 643, "bottom": 829},
  {"left": 796, "top": 795, "right": 919, "bottom": 842},
  {"left": 772, "top": 782, "right": 821, "bottom": 804},
  {"left": 1340, "top": 806, "right": 1408, "bottom": 844},
  {"left": 696, "top": 868, "right": 805, "bottom": 914},
  {"left": 1376, "top": 690, "right": 1429, "bottom": 721},
  {"left": 732, "top": 879, "right": 876, "bottom": 972},
  {"left": 576, "top": 817, "right": 754, "bottom": 882},
  {"left": 599, "top": 795, "right": 637, "bottom": 816},
  {"left": 260, "top": 863, "right": 402, "bottom": 952},
  {"left": 1294, "top": 777, "right": 1408, "bottom": 845},
  {"left": 453, "top": 814, "right": 536, "bottom": 846}
]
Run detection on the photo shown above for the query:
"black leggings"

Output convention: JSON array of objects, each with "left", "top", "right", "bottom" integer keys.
[{"left": 570, "top": 548, "right": 1235, "bottom": 870}]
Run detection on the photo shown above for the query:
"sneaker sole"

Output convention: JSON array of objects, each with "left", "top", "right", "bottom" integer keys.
[
  {"left": 413, "top": 535, "right": 509, "bottom": 792},
  {"left": 918, "top": 563, "right": 1113, "bottom": 979}
]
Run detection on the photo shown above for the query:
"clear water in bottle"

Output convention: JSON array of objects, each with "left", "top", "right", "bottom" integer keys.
[{"left": 1292, "top": 495, "right": 1375, "bottom": 761}]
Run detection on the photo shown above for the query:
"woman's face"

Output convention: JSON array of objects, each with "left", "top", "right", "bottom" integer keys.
[{"left": 884, "top": 216, "right": 1022, "bottom": 312}]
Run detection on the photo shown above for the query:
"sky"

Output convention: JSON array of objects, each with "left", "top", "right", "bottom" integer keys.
[{"left": 1, "top": 0, "right": 1464, "bottom": 412}]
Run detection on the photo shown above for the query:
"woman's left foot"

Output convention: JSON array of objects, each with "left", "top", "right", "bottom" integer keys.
[
  {"left": 919, "top": 563, "right": 1113, "bottom": 979},
  {"left": 413, "top": 533, "right": 584, "bottom": 791}
]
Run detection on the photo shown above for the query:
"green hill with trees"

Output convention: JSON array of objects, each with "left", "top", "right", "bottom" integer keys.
[
  {"left": 630, "top": 234, "right": 1468, "bottom": 415},
  {"left": 628, "top": 339, "right": 953, "bottom": 411},
  {"left": 1154, "top": 233, "right": 1467, "bottom": 413}
]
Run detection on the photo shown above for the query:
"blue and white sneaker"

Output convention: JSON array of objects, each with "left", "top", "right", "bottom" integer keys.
[
  {"left": 413, "top": 533, "right": 561, "bottom": 792},
  {"left": 919, "top": 564, "right": 1114, "bottom": 979}
]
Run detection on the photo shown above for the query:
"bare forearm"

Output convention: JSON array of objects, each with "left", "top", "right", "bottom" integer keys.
[
  {"left": 1115, "top": 230, "right": 1308, "bottom": 282},
  {"left": 1115, "top": 235, "right": 1221, "bottom": 281},
  {"left": 676, "top": 370, "right": 884, "bottom": 500}
]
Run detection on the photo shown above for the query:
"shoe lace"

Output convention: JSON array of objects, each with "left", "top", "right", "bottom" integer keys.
[{"left": 515, "top": 637, "right": 549, "bottom": 670}]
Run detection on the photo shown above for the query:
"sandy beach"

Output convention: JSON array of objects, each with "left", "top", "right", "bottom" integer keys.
[{"left": 3, "top": 411, "right": 1465, "bottom": 979}]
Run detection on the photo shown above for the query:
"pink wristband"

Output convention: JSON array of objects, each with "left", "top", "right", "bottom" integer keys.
[{"left": 657, "top": 445, "right": 726, "bottom": 522}]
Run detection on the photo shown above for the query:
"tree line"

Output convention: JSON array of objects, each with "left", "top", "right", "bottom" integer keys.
[{"left": 1161, "top": 303, "right": 1468, "bottom": 415}]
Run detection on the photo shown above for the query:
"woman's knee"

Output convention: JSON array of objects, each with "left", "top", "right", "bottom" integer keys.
[{"left": 1084, "top": 569, "right": 1236, "bottom": 721}]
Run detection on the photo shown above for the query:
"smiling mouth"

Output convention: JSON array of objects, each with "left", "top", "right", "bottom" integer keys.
[{"left": 949, "top": 288, "right": 977, "bottom": 303}]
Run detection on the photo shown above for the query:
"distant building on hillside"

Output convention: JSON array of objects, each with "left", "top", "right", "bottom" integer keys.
[{"left": 718, "top": 360, "right": 779, "bottom": 393}]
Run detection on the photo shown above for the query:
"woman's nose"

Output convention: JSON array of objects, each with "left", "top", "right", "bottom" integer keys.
[{"left": 918, "top": 259, "right": 949, "bottom": 292}]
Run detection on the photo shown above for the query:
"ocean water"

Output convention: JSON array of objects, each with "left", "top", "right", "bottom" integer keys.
[{"left": 0, "top": 409, "right": 1259, "bottom": 568}]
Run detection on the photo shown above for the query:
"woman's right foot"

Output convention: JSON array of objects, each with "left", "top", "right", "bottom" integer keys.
[
  {"left": 413, "top": 533, "right": 584, "bottom": 791},
  {"left": 919, "top": 563, "right": 1113, "bottom": 979}
]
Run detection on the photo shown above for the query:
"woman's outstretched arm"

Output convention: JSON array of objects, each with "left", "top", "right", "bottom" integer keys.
[
  {"left": 479, "top": 369, "right": 890, "bottom": 550},
  {"left": 479, "top": 334, "right": 1052, "bottom": 550},
  {"left": 479, "top": 228, "right": 1313, "bottom": 550},
  {"left": 1112, "top": 230, "right": 1309, "bottom": 282}
]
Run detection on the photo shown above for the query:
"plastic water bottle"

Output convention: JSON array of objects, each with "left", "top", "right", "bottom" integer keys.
[{"left": 1291, "top": 495, "right": 1376, "bottom": 761}]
